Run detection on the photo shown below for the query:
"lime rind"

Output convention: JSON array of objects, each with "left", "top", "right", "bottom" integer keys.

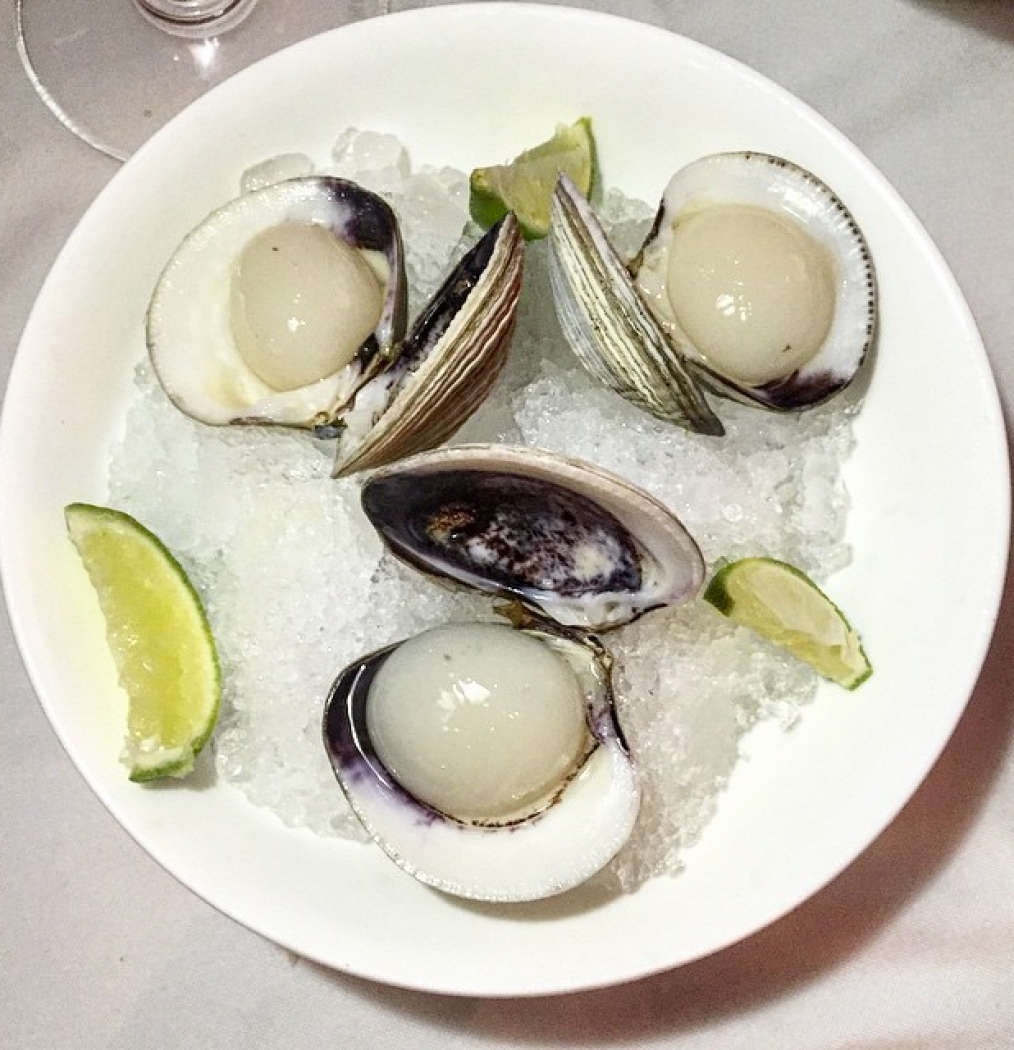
[
  {"left": 126, "top": 744, "right": 201, "bottom": 783},
  {"left": 469, "top": 117, "right": 598, "bottom": 240},
  {"left": 65, "top": 502, "right": 222, "bottom": 781},
  {"left": 703, "top": 556, "right": 872, "bottom": 690}
]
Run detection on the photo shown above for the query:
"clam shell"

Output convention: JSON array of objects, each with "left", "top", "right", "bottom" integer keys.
[
  {"left": 331, "top": 214, "right": 524, "bottom": 476},
  {"left": 548, "top": 174, "right": 725, "bottom": 436},
  {"left": 322, "top": 623, "right": 639, "bottom": 903},
  {"left": 632, "top": 152, "right": 877, "bottom": 411},
  {"left": 360, "top": 442, "right": 705, "bottom": 630},
  {"left": 147, "top": 176, "right": 408, "bottom": 429}
]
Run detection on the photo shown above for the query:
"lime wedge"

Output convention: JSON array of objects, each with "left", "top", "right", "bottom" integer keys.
[
  {"left": 65, "top": 503, "right": 221, "bottom": 781},
  {"left": 469, "top": 117, "right": 598, "bottom": 240},
  {"left": 703, "top": 557, "right": 872, "bottom": 689}
]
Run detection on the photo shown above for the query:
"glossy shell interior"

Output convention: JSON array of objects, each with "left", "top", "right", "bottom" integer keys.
[
  {"left": 147, "top": 176, "right": 408, "bottom": 428},
  {"left": 360, "top": 443, "right": 706, "bottom": 630},
  {"left": 322, "top": 625, "right": 639, "bottom": 903}
]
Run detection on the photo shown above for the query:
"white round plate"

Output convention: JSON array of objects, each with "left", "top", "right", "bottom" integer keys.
[{"left": 0, "top": 3, "right": 1008, "bottom": 997}]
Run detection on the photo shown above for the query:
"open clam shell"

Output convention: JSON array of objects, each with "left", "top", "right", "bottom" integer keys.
[
  {"left": 147, "top": 176, "right": 408, "bottom": 429},
  {"left": 360, "top": 443, "right": 705, "bottom": 630},
  {"left": 148, "top": 179, "right": 526, "bottom": 476},
  {"left": 323, "top": 442, "right": 704, "bottom": 900},
  {"left": 549, "top": 154, "right": 877, "bottom": 427},
  {"left": 631, "top": 153, "right": 877, "bottom": 411},
  {"left": 322, "top": 621, "right": 639, "bottom": 903}
]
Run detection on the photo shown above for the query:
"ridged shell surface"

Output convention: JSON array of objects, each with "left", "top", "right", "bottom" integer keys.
[
  {"left": 331, "top": 214, "right": 524, "bottom": 476},
  {"left": 548, "top": 175, "right": 725, "bottom": 436}
]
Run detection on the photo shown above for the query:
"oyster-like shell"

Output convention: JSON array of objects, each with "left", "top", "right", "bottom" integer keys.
[
  {"left": 147, "top": 176, "right": 408, "bottom": 429},
  {"left": 322, "top": 621, "right": 639, "bottom": 903},
  {"left": 360, "top": 443, "right": 705, "bottom": 630}
]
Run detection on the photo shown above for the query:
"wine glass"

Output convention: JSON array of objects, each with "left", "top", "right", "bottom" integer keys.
[{"left": 15, "top": 0, "right": 391, "bottom": 163}]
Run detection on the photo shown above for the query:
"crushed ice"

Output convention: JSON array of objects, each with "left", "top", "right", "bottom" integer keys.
[{"left": 107, "top": 129, "right": 857, "bottom": 889}]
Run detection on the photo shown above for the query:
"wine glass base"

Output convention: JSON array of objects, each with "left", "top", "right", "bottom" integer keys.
[
  {"left": 17, "top": 0, "right": 388, "bottom": 162},
  {"left": 134, "top": 0, "right": 261, "bottom": 40}
]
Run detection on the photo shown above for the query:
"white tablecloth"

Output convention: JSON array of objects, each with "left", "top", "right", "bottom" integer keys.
[{"left": 2, "top": 1, "right": 1013, "bottom": 1045}]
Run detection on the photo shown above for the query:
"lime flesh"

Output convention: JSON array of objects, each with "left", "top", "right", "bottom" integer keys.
[
  {"left": 469, "top": 117, "right": 597, "bottom": 239},
  {"left": 65, "top": 503, "right": 221, "bottom": 780},
  {"left": 703, "top": 557, "right": 872, "bottom": 689}
]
